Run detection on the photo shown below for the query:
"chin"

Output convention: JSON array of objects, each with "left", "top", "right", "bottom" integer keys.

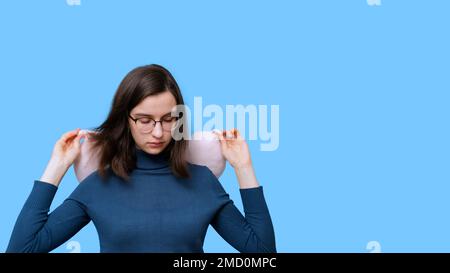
[
  {"left": 142, "top": 143, "right": 170, "bottom": 155},
  {"left": 141, "top": 147, "right": 161, "bottom": 155}
]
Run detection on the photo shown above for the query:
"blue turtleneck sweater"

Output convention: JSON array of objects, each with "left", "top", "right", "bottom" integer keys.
[{"left": 6, "top": 148, "right": 276, "bottom": 253}]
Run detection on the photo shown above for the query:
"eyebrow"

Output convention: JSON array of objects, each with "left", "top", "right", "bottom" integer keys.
[{"left": 133, "top": 112, "right": 172, "bottom": 118}]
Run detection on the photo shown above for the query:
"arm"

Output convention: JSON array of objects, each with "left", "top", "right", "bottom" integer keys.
[
  {"left": 212, "top": 129, "right": 277, "bottom": 252},
  {"left": 6, "top": 181, "right": 90, "bottom": 253},
  {"left": 211, "top": 183, "right": 277, "bottom": 253},
  {"left": 6, "top": 128, "right": 90, "bottom": 252}
]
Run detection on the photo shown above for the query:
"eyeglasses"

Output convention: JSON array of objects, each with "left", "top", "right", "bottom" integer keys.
[{"left": 128, "top": 114, "right": 178, "bottom": 133}]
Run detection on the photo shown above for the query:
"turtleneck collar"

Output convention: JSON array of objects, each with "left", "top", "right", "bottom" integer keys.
[{"left": 134, "top": 146, "right": 170, "bottom": 171}]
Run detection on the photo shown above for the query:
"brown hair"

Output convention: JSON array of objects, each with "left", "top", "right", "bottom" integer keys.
[{"left": 89, "top": 64, "right": 189, "bottom": 181}]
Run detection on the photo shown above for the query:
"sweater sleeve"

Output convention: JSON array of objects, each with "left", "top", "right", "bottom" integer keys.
[
  {"left": 209, "top": 173, "right": 277, "bottom": 253},
  {"left": 6, "top": 180, "right": 91, "bottom": 253}
]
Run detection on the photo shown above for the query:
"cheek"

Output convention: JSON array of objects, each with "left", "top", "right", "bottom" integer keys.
[
  {"left": 161, "top": 133, "right": 174, "bottom": 147},
  {"left": 129, "top": 127, "right": 143, "bottom": 144},
  {"left": 162, "top": 131, "right": 174, "bottom": 142}
]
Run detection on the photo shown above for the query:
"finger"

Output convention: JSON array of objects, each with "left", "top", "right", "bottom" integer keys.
[
  {"left": 81, "top": 131, "right": 89, "bottom": 141},
  {"left": 231, "top": 128, "right": 240, "bottom": 139},
  {"left": 76, "top": 133, "right": 85, "bottom": 145},
  {"left": 60, "top": 128, "right": 80, "bottom": 142},
  {"left": 76, "top": 132, "right": 87, "bottom": 141},
  {"left": 214, "top": 130, "right": 228, "bottom": 141},
  {"left": 219, "top": 130, "right": 226, "bottom": 137},
  {"left": 78, "top": 130, "right": 89, "bottom": 140},
  {"left": 213, "top": 130, "right": 228, "bottom": 150},
  {"left": 71, "top": 133, "right": 86, "bottom": 151},
  {"left": 65, "top": 133, "right": 80, "bottom": 144},
  {"left": 226, "top": 130, "right": 234, "bottom": 139},
  {"left": 81, "top": 130, "right": 97, "bottom": 141},
  {"left": 235, "top": 129, "right": 244, "bottom": 140}
]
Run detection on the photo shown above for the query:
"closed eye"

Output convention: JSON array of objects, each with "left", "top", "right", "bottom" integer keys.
[
  {"left": 139, "top": 118, "right": 152, "bottom": 124},
  {"left": 162, "top": 116, "right": 176, "bottom": 122}
]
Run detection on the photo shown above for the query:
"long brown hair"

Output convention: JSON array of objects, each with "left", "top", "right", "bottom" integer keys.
[{"left": 89, "top": 64, "right": 189, "bottom": 181}]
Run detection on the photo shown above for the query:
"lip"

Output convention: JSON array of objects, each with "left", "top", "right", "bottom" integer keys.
[{"left": 147, "top": 142, "right": 164, "bottom": 147}]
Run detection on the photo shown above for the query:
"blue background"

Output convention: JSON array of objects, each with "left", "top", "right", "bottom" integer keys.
[{"left": 0, "top": 0, "right": 449, "bottom": 253}]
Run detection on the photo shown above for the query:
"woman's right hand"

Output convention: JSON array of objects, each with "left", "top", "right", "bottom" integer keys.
[
  {"left": 50, "top": 128, "right": 88, "bottom": 167},
  {"left": 40, "top": 128, "right": 87, "bottom": 186}
]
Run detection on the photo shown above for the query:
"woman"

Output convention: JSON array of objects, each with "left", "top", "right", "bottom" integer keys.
[{"left": 6, "top": 64, "right": 276, "bottom": 253}]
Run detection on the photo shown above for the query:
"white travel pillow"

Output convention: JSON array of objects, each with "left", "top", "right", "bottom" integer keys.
[{"left": 74, "top": 131, "right": 226, "bottom": 182}]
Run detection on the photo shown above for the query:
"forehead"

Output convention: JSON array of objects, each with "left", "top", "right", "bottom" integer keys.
[{"left": 131, "top": 91, "right": 177, "bottom": 117}]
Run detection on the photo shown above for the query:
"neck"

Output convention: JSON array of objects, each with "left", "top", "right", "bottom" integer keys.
[{"left": 135, "top": 146, "right": 170, "bottom": 171}]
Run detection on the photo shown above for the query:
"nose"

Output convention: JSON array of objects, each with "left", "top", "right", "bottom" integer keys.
[{"left": 151, "top": 121, "right": 163, "bottom": 138}]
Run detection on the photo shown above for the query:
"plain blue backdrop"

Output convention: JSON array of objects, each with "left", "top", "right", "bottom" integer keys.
[{"left": 0, "top": 0, "right": 449, "bottom": 252}]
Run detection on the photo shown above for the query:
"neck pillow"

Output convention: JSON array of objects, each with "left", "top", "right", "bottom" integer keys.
[{"left": 74, "top": 131, "right": 226, "bottom": 182}]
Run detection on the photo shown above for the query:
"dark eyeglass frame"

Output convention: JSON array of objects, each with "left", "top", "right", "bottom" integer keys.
[{"left": 128, "top": 113, "right": 179, "bottom": 132}]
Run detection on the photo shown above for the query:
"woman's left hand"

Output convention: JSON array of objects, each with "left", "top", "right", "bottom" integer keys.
[
  {"left": 214, "top": 129, "right": 259, "bottom": 189},
  {"left": 214, "top": 129, "right": 252, "bottom": 169}
]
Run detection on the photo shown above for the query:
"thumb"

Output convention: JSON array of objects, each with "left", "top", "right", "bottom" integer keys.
[
  {"left": 213, "top": 130, "right": 227, "bottom": 150},
  {"left": 72, "top": 133, "right": 86, "bottom": 150}
]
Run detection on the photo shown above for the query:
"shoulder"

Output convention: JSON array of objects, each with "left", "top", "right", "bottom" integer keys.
[
  {"left": 188, "top": 163, "right": 217, "bottom": 181},
  {"left": 186, "top": 163, "right": 229, "bottom": 197},
  {"left": 77, "top": 169, "right": 110, "bottom": 188},
  {"left": 67, "top": 169, "right": 113, "bottom": 204}
]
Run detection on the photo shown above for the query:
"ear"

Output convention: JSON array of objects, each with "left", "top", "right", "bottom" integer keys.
[{"left": 185, "top": 131, "right": 226, "bottom": 178}]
